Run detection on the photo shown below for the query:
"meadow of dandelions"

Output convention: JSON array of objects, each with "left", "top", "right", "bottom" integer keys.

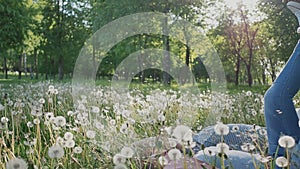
[{"left": 1, "top": 82, "right": 300, "bottom": 169}]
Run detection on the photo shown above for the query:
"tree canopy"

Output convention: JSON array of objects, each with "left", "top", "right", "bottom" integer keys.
[{"left": 0, "top": 0, "right": 297, "bottom": 86}]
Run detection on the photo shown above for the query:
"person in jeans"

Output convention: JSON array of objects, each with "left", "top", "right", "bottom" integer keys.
[
  {"left": 195, "top": 1, "right": 300, "bottom": 168},
  {"left": 263, "top": 0, "right": 300, "bottom": 167}
]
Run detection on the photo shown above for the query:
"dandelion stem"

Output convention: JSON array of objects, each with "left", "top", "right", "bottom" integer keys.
[
  {"left": 11, "top": 106, "right": 15, "bottom": 154},
  {"left": 36, "top": 122, "right": 42, "bottom": 168},
  {"left": 221, "top": 153, "right": 225, "bottom": 169},
  {"left": 286, "top": 148, "right": 290, "bottom": 169}
]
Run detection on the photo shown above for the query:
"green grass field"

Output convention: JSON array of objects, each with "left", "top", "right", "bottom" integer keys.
[{"left": 0, "top": 76, "right": 298, "bottom": 169}]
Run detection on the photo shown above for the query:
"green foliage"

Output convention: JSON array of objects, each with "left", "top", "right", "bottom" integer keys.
[
  {"left": 0, "top": 0, "right": 299, "bottom": 87},
  {"left": 38, "top": 0, "right": 91, "bottom": 79}
]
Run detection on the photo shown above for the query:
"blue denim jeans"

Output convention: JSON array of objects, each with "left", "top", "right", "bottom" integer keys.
[
  {"left": 195, "top": 41, "right": 300, "bottom": 168},
  {"left": 264, "top": 40, "right": 300, "bottom": 164}
]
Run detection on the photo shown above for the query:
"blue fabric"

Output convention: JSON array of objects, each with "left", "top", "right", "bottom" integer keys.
[
  {"left": 193, "top": 124, "right": 267, "bottom": 152},
  {"left": 264, "top": 40, "right": 300, "bottom": 168},
  {"left": 193, "top": 124, "right": 300, "bottom": 169},
  {"left": 196, "top": 147, "right": 263, "bottom": 169},
  {"left": 264, "top": 40, "right": 300, "bottom": 155}
]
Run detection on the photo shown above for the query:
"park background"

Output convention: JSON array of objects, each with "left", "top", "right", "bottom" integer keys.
[
  {"left": 1, "top": 0, "right": 300, "bottom": 169},
  {"left": 1, "top": 0, "right": 298, "bottom": 87}
]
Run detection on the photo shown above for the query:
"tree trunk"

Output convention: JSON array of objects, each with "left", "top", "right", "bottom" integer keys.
[
  {"left": 57, "top": 0, "right": 64, "bottom": 80},
  {"left": 185, "top": 44, "right": 190, "bottom": 67},
  {"left": 269, "top": 58, "right": 276, "bottom": 82},
  {"left": 24, "top": 53, "right": 27, "bottom": 78},
  {"left": 235, "top": 55, "right": 240, "bottom": 86},
  {"left": 92, "top": 36, "right": 97, "bottom": 78},
  {"left": 46, "top": 56, "right": 49, "bottom": 80},
  {"left": 138, "top": 35, "right": 145, "bottom": 83},
  {"left": 34, "top": 48, "right": 39, "bottom": 79},
  {"left": 162, "top": 17, "right": 171, "bottom": 85},
  {"left": 58, "top": 57, "right": 64, "bottom": 80},
  {"left": 262, "top": 62, "right": 266, "bottom": 85},
  {"left": 246, "top": 64, "right": 252, "bottom": 87},
  {"left": 4, "top": 56, "right": 8, "bottom": 79},
  {"left": 18, "top": 54, "right": 22, "bottom": 79},
  {"left": 247, "top": 51, "right": 253, "bottom": 87}
]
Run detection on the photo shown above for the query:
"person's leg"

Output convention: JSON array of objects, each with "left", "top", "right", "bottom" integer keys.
[{"left": 264, "top": 39, "right": 300, "bottom": 157}]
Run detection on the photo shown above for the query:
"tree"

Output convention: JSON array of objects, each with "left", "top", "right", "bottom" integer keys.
[
  {"left": 210, "top": 4, "right": 259, "bottom": 87},
  {"left": 91, "top": 0, "right": 210, "bottom": 85},
  {"left": 239, "top": 7, "right": 259, "bottom": 87},
  {"left": 40, "top": 0, "right": 91, "bottom": 80},
  {"left": 257, "top": 0, "right": 299, "bottom": 82},
  {"left": 0, "top": 0, "right": 31, "bottom": 79}
]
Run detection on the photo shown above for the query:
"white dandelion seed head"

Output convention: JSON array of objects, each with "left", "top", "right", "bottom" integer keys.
[
  {"left": 1, "top": 117, "right": 9, "bottom": 123},
  {"left": 231, "top": 125, "right": 239, "bottom": 132},
  {"left": 6, "top": 157, "right": 28, "bottom": 169},
  {"left": 48, "top": 144, "right": 64, "bottom": 159},
  {"left": 172, "top": 125, "right": 193, "bottom": 142},
  {"left": 258, "top": 128, "right": 267, "bottom": 136},
  {"left": 64, "top": 132, "right": 74, "bottom": 141},
  {"left": 53, "top": 89, "right": 58, "bottom": 95},
  {"left": 184, "top": 141, "right": 196, "bottom": 148},
  {"left": 250, "top": 133, "right": 259, "bottom": 141},
  {"left": 278, "top": 135, "right": 295, "bottom": 148},
  {"left": 56, "top": 136, "right": 64, "bottom": 145},
  {"left": 214, "top": 122, "right": 229, "bottom": 136},
  {"left": 168, "top": 138, "right": 177, "bottom": 148},
  {"left": 94, "top": 121, "right": 105, "bottom": 130},
  {"left": 45, "top": 112, "right": 54, "bottom": 120},
  {"left": 120, "top": 146, "right": 134, "bottom": 158},
  {"left": 54, "top": 116, "right": 66, "bottom": 127},
  {"left": 74, "top": 146, "right": 83, "bottom": 154},
  {"left": 67, "top": 111, "right": 74, "bottom": 116},
  {"left": 197, "top": 125, "right": 202, "bottom": 131},
  {"left": 27, "top": 122, "right": 33, "bottom": 128},
  {"left": 164, "top": 126, "right": 173, "bottom": 135},
  {"left": 203, "top": 147, "right": 216, "bottom": 156},
  {"left": 30, "top": 139, "right": 37, "bottom": 146},
  {"left": 275, "top": 156, "right": 289, "bottom": 168},
  {"left": 113, "top": 153, "right": 127, "bottom": 165},
  {"left": 39, "top": 98, "right": 45, "bottom": 104},
  {"left": 77, "top": 104, "right": 86, "bottom": 111},
  {"left": 120, "top": 123, "right": 128, "bottom": 134},
  {"left": 167, "top": 148, "right": 182, "bottom": 161},
  {"left": 114, "top": 163, "right": 128, "bottom": 169},
  {"left": 241, "top": 143, "right": 255, "bottom": 152},
  {"left": 48, "top": 98, "right": 53, "bottom": 104},
  {"left": 255, "top": 154, "right": 270, "bottom": 163},
  {"left": 157, "top": 113, "right": 166, "bottom": 122},
  {"left": 110, "top": 119, "right": 116, "bottom": 126},
  {"left": 86, "top": 130, "right": 96, "bottom": 139},
  {"left": 216, "top": 143, "right": 230, "bottom": 154},
  {"left": 91, "top": 106, "right": 100, "bottom": 113},
  {"left": 158, "top": 156, "right": 169, "bottom": 166},
  {"left": 65, "top": 139, "right": 75, "bottom": 148},
  {"left": 251, "top": 109, "right": 257, "bottom": 116},
  {"left": 48, "top": 85, "right": 55, "bottom": 91},
  {"left": 246, "top": 91, "right": 252, "bottom": 96},
  {"left": 33, "top": 118, "right": 40, "bottom": 125}
]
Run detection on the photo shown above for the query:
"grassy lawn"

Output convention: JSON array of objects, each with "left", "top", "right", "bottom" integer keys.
[{"left": 1, "top": 75, "right": 289, "bottom": 169}]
